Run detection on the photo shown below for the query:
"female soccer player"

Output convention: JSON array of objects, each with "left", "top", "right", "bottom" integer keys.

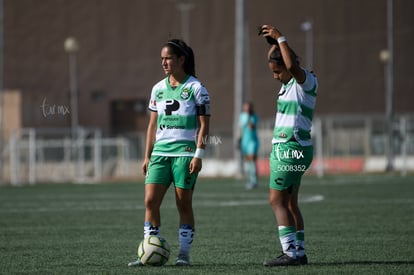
[
  {"left": 259, "top": 24, "right": 318, "bottom": 266},
  {"left": 239, "top": 102, "right": 259, "bottom": 189},
  {"left": 128, "top": 39, "right": 210, "bottom": 267}
]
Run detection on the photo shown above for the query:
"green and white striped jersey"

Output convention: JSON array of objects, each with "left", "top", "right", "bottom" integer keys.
[
  {"left": 272, "top": 69, "right": 318, "bottom": 147},
  {"left": 148, "top": 75, "right": 211, "bottom": 157}
]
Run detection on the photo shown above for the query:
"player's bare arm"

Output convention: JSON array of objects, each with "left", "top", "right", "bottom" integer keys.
[
  {"left": 190, "top": 115, "right": 210, "bottom": 174},
  {"left": 142, "top": 111, "right": 158, "bottom": 175}
]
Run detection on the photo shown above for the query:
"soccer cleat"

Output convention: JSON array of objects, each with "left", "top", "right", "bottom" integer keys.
[
  {"left": 128, "top": 259, "right": 144, "bottom": 267},
  {"left": 175, "top": 255, "right": 190, "bottom": 266},
  {"left": 297, "top": 254, "right": 308, "bottom": 265},
  {"left": 263, "top": 253, "right": 298, "bottom": 267}
]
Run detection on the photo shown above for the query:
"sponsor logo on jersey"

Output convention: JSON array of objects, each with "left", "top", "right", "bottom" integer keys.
[
  {"left": 278, "top": 89, "right": 286, "bottom": 97},
  {"left": 159, "top": 124, "right": 185, "bottom": 130},
  {"left": 164, "top": 99, "right": 180, "bottom": 115},
  {"left": 162, "top": 116, "right": 179, "bottom": 121},
  {"left": 156, "top": 91, "right": 164, "bottom": 100},
  {"left": 199, "top": 94, "right": 210, "bottom": 104},
  {"left": 184, "top": 146, "right": 194, "bottom": 152}
]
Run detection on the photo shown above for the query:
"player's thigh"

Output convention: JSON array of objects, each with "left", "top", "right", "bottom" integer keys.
[
  {"left": 145, "top": 155, "right": 173, "bottom": 186},
  {"left": 171, "top": 156, "right": 198, "bottom": 190},
  {"left": 241, "top": 140, "right": 258, "bottom": 156}
]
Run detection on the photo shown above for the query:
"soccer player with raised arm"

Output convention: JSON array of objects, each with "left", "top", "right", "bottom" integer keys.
[{"left": 259, "top": 24, "right": 318, "bottom": 266}]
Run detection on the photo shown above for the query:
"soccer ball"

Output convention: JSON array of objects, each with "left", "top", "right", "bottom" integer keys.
[{"left": 138, "top": 236, "right": 170, "bottom": 266}]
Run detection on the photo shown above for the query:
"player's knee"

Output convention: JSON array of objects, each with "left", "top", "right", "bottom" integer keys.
[
  {"left": 269, "top": 193, "right": 290, "bottom": 209},
  {"left": 288, "top": 203, "right": 300, "bottom": 215},
  {"left": 176, "top": 201, "right": 192, "bottom": 213},
  {"left": 145, "top": 196, "right": 161, "bottom": 210},
  {"left": 269, "top": 196, "right": 284, "bottom": 209}
]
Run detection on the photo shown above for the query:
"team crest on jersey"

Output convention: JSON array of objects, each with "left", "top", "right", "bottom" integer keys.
[{"left": 180, "top": 88, "right": 190, "bottom": 100}]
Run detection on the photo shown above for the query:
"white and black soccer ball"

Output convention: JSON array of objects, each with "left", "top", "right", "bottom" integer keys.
[{"left": 138, "top": 236, "right": 170, "bottom": 266}]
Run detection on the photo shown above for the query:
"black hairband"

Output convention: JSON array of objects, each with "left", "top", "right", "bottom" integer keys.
[{"left": 167, "top": 41, "right": 189, "bottom": 57}]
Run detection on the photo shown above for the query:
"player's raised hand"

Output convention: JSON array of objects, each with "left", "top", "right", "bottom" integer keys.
[{"left": 258, "top": 24, "right": 282, "bottom": 45}]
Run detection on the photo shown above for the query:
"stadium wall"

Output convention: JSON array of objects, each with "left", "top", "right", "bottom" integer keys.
[{"left": 2, "top": 0, "right": 414, "bottom": 136}]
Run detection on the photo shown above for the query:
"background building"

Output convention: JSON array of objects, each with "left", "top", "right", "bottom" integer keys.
[
  {"left": 3, "top": 0, "right": 413, "bottom": 134},
  {"left": 1, "top": 0, "right": 413, "bottom": 183}
]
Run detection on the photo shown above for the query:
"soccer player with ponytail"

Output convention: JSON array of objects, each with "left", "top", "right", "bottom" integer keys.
[{"left": 128, "top": 39, "right": 211, "bottom": 267}]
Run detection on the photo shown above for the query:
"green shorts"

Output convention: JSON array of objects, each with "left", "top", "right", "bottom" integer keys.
[
  {"left": 145, "top": 155, "right": 198, "bottom": 190},
  {"left": 269, "top": 141, "right": 313, "bottom": 192}
]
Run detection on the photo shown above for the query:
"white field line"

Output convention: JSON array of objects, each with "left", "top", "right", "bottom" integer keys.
[{"left": 0, "top": 194, "right": 324, "bottom": 213}]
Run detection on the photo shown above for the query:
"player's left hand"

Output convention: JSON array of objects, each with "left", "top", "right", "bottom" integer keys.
[
  {"left": 259, "top": 24, "right": 282, "bottom": 45},
  {"left": 189, "top": 158, "right": 202, "bottom": 174}
]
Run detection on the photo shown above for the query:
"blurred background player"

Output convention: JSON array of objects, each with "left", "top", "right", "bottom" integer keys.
[
  {"left": 259, "top": 24, "right": 318, "bottom": 266},
  {"left": 128, "top": 38, "right": 210, "bottom": 267},
  {"left": 239, "top": 102, "right": 259, "bottom": 189}
]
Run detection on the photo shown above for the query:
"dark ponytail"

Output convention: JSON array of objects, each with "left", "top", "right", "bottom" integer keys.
[{"left": 165, "top": 39, "right": 196, "bottom": 77}]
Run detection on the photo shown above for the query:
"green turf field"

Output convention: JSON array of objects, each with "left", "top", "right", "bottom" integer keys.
[{"left": 0, "top": 174, "right": 413, "bottom": 274}]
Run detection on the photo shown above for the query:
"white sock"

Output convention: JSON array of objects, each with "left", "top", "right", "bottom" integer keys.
[
  {"left": 296, "top": 230, "right": 305, "bottom": 257},
  {"left": 178, "top": 224, "right": 194, "bottom": 257},
  {"left": 278, "top": 226, "right": 296, "bottom": 258},
  {"left": 144, "top": 221, "right": 160, "bottom": 238}
]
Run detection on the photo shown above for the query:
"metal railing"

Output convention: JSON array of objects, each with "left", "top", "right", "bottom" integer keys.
[{"left": 1, "top": 114, "right": 413, "bottom": 185}]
